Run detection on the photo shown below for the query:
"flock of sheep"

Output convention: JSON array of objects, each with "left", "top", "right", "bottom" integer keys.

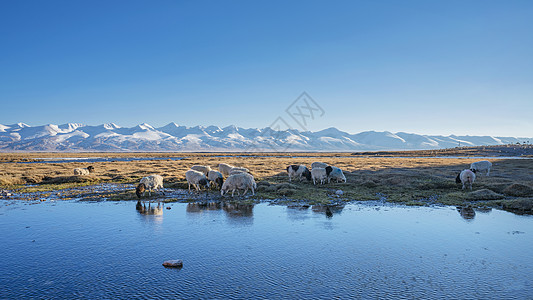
[
  {"left": 132, "top": 161, "right": 349, "bottom": 199},
  {"left": 73, "top": 159, "right": 493, "bottom": 199},
  {"left": 185, "top": 163, "right": 257, "bottom": 196}
]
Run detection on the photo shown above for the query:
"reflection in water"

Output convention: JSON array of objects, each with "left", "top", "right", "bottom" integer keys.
[
  {"left": 2, "top": 202, "right": 533, "bottom": 299},
  {"left": 136, "top": 201, "right": 164, "bottom": 223},
  {"left": 222, "top": 202, "right": 254, "bottom": 218},
  {"left": 186, "top": 201, "right": 254, "bottom": 225},
  {"left": 312, "top": 204, "right": 345, "bottom": 219},
  {"left": 186, "top": 202, "right": 221, "bottom": 213},
  {"left": 286, "top": 205, "right": 311, "bottom": 221},
  {"left": 457, "top": 205, "right": 476, "bottom": 221}
]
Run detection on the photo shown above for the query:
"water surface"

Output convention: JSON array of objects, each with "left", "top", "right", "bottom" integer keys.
[{"left": 1, "top": 201, "right": 532, "bottom": 299}]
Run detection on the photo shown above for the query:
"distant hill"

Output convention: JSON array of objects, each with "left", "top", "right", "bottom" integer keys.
[{"left": 0, "top": 122, "right": 530, "bottom": 152}]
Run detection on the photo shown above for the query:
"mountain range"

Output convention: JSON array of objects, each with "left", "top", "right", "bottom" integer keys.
[{"left": 0, "top": 122, "right": 530, "bottom": 152}]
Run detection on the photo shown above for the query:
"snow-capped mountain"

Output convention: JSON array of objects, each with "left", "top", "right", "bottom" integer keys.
[{"left": 0, "top": 123, "right": 530, "bottom": 152}]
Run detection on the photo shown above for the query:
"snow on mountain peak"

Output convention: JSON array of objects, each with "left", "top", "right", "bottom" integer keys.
[
  {"left": 137, "top": 123, "right": 155, "bottom": 131},
  {"left": 104, "top": 123, "right": 120, "bottom": 130},
  {"left": 0, "top": 123, "right": 530, "bottom": 152}
]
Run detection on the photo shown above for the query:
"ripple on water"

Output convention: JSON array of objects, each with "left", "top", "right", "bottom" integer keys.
[{"left": 0, "top": 201, "right": 532, "bottom": 299}]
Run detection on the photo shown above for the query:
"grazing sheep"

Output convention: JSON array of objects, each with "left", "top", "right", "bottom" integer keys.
[
  {"left": 311, "top": 167, "right": 327, "bottom": 185},
  {"left": 311, "top": 162, "right": 329, "bottom": 169},
  {"left": 207, "top": 170, "right": 224, "bottom": 189},
  {"left": 456, "top": 169, "right": 476, "bottom": 190},
  {"left": 73, "top": 166, "right": 94, "bottom": 175},
  {"left": 326, "top": 166, "right": 346, "bottom": 183},
  {"left": 191, "top": 165, "right": 212, "bottom": 176},
  {"left": 230, "top": 167, "right": 250, "bottom": 174},
  {"left": 286, "top": 165, "right": 312, "bottom": 182},
  {"left": 185, "top": 170, "right": 210, "bottom": 192},
  {"left": 221, "top": 173, "right": 257, "bottom": 196},
  {"left": 218, "top": 163, "right": 235, "bottom": 177},
  {"left": 136, "top": 174, "right": 164, "bottom": 198},
  {"left": 470, "top": 160, "right": 492, "bottom": 176}
]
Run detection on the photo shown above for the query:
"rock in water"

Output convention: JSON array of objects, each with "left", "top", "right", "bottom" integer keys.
[
  {"left": 163, "top": 260, "right": 183, "bottom": 268},
  {"left": 335, "top": 190, "right": 344, "bottom": 196}
]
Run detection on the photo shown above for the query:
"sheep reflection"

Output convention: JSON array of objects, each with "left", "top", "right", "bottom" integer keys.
[
  {"left": 136, "top": 200, "right": 164, "bottom": 216},
  {"left": 456, "top": 205, "right": 476, "bottom": 221},
  {"left": 186, "top": 201, "right": 254, "bottom": 219},
  {"left": 312, "top": 204, "right": 345, "bottom": 219}
]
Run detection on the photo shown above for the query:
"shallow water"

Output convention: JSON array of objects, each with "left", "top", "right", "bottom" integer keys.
[{"left": 1, "top": 201, "right": 532, "bottom": 299}]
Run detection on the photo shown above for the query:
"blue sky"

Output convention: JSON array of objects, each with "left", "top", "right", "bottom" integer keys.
[{"left": 1, "top": 0, "right": 532, "bottom": 136}]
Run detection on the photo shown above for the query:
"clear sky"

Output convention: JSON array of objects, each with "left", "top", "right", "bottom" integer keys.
[{"left": 1, "top": 0, "right": 532, "bottom": 137}]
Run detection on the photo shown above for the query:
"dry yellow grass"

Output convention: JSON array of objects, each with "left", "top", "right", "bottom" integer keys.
[{"left": 1, "top": 152, "right": 532, "bottom": 211}]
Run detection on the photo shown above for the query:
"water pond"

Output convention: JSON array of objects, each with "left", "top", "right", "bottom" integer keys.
[{"left": 1, "top": 200, "right": 532, "bottom": 299}]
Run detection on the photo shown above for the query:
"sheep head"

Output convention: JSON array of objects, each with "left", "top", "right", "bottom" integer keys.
[
  {"left": 325, "top": 166, "right": 333, "bottom": 176},
  {"left": 136, "top": 183, "right": 146, "bottom": 198},
  {"left": 199, "top": 178, "right": 210, "bottom": 188},
  {"left": 303, "top": 168, "right": 312, "bottom": 181},
  {"left": 215, "top": 177, "right": 223, "bottom": 188}
]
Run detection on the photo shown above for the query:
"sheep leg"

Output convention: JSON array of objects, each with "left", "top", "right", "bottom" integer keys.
[
  {"left": 487, "top": 169, "right": 490, "bottom": 176},
  {"left": 243, "top": 188, "right": 248, "bottom": 196}
]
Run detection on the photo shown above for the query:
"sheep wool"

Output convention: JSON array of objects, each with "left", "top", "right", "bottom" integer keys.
[
  {"left": 457, "top": 169, "right": 476, "bottom": 190},
  {"left": 186, "top": 170, "right": 210, "bottom": 192},
  {"left": 73, "top": 166, "right": 94, "bottom": 176},
  {"left": 191, "top": 165, "right": 212, "bottom": 176},
  {"left": 311, "top": 167, "right": 327, "bottom": 185},
  {"left": 136, "top": 174, "right": 164, "bottom": 198},
  {"left": 286, "top": 165, "right": 312, "bottom": 182},
  {"left": 221, "top": 173, "right": 256, "bottom": 196},
  {"left": 470, "top": 160, "right": 492, "bottom": 176},
  {"left": 218, "top": 163, "right": 235, "bottom": 177},
  {"left": 311, "top": 162, "right": 329, "bottom": 169}
]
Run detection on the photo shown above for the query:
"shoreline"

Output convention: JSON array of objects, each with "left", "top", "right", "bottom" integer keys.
[{"left": 1, "top": 146, "right": 532, "bottom": 214}]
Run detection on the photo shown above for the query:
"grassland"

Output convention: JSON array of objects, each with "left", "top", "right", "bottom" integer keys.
[{"left": 1, "top": 147, "right": 532, "bottom": 213}]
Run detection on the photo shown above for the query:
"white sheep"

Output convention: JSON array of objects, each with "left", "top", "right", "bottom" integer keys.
[
  {"left": 311, "top": 162, "right": 329, "bottom": 169},
  {"left": 286, "top": 165, "right": 312, "bottom": 182},
  {"left": 456, "top": 169, "right": 476, "bottom": 190},
  {"left": 470, "top": 160, "right": 492, "bottom": 176},
  {"left": 221, "top": 173, "right": 257, "bottom": 196},
  {"left": 207, "top": 170, "right": 224, "bottom": 189},
  {"left": 136, "top": 174, "right": 164, "bottom": 198},
  {"left": 73, "top": 166, "right": 94, "bottom": 175},
  {"left": 326, "top": 166, "right": 346, "bottom": 183},
  {"left": 191, "top": 165, "right": 212, "bottom": 176},
  {"left": 311, "top": 167, "right": 327, "bottom": 185},
  {"left": 218, "top": 163, "right": 235, "bottom": 177},
  {"left": 185, "top": 170, "right": 210, "bottom": 192},
  {"left": 230, "top": 167, "right": 250, "bottom": 174}
]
